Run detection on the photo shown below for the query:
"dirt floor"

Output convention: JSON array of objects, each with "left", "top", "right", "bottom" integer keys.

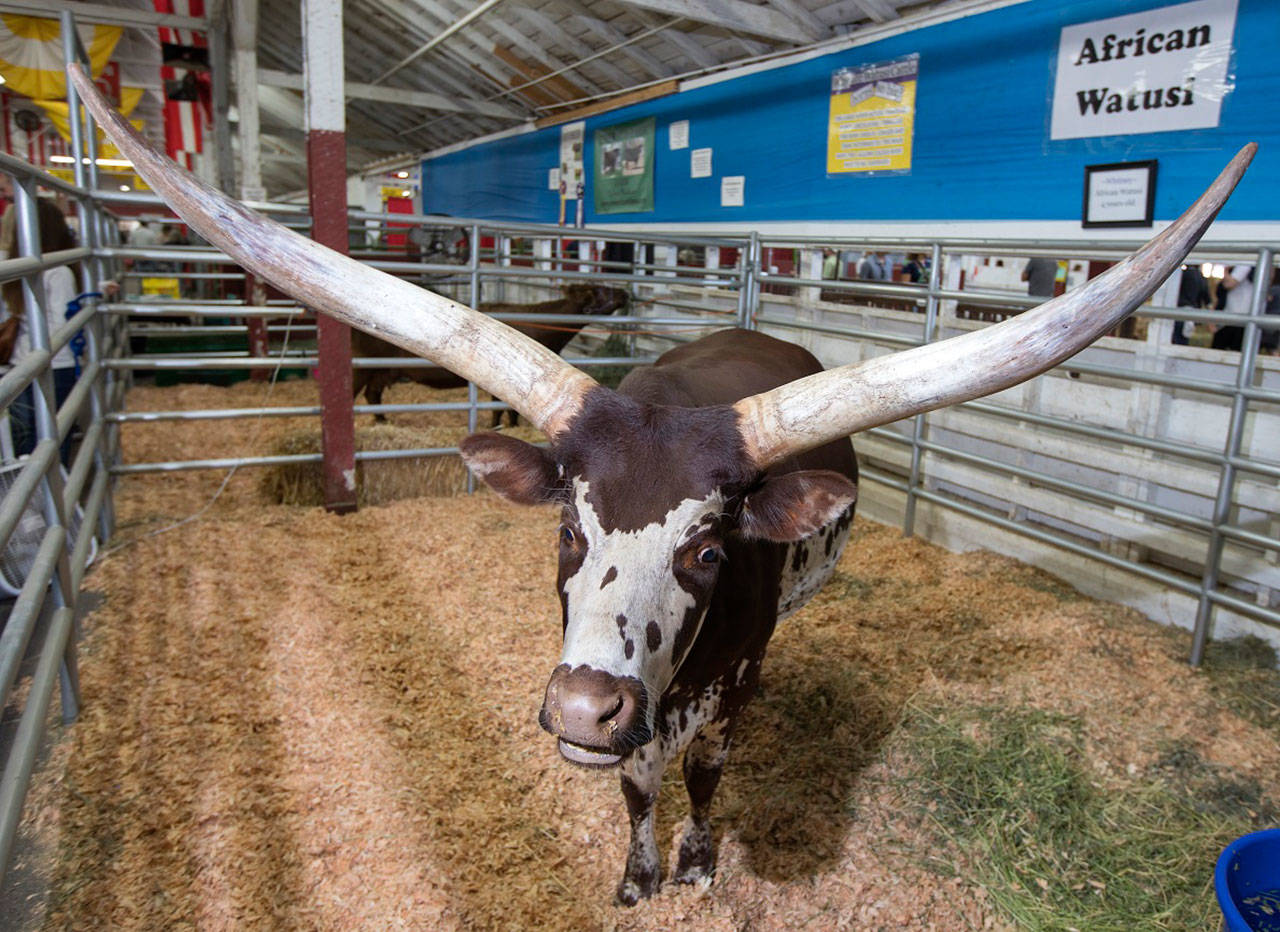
[{"left": 10, "top": 377, "right": 1280, "bottom": 930}]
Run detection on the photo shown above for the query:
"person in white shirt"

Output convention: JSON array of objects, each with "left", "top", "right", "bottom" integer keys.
[
  {"left": 1211, "top": 264, "right": 1255, "bottom": 352},
  {"left": 1, "top": 199, "right": 89, "bottom": 460}
]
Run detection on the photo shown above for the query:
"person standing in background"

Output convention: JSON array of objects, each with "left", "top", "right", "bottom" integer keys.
[
  {"left": 0, "top": 200, "right": 115, "bottom": 462},
  {"left": 1211, "top": 264, "right": 1255, "bottom": 351},
  {"left": 1173, "top": 265, "right": 1211, "bottom": 345},
  {"left": 857, "top": 251, "right": 888, "bottom": 280},
  {"left": 1022, "top": 256, "right": 1059, "bottom": 298}
]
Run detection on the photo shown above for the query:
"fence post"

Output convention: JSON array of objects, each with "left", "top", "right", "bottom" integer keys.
[
  {"left": 903, "top": 242, "right": 943, "bottom": 537},
  {"left": 303, "top": 0, "right": 357, "bottom": 514},
  {"left": 466, "top": 222, "right": 482, "bottom": 494},
  {"left": 13, "top": 179, "right": 81, "bottom": 722},
  {"left": 1189, "top": 246, "right": 1273, "bottom": 665}
]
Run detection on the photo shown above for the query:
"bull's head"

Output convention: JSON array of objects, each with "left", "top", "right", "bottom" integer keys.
[{"left": 69, "top": 66, "right": 1255, "bottom": 768}]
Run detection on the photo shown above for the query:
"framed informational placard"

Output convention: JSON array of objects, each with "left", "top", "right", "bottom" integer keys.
[
  {"left": 827, "top": 53, "right": 918, "bottom": 175},
  {"left": 1082, "top": 160, "right": 1157, "bottom": 227},
  {"left": 593, "top": 117, "right": 655, "bottom": 214}
]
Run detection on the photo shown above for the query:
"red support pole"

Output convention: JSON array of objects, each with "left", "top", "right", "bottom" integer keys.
[{"left": 303, "top": 0, "right": 356, "bottom": 513}]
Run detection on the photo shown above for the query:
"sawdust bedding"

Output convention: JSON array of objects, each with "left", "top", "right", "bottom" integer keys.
[{"left": 14, "top": 378, "right": 1280, "bottom": 931}]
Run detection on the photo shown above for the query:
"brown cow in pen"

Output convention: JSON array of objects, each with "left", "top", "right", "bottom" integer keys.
[
  {"left": 351, "top": 283, "right": 629, "bottom": 426},
  {"left": 74, "top": 64, "right": 1255, "bottom": 908}
]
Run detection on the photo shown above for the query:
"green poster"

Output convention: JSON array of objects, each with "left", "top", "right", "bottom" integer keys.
[{"left": 593, "top": 117, "right": 655, "bottom": 214}]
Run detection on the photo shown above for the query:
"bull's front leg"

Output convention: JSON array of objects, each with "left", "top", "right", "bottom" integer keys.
[
  {"left": 617, "top": 751, "right": 665, "bottom": 905},
  {"left": 673, "top": 717, "right": 733, "bottom": 885}
]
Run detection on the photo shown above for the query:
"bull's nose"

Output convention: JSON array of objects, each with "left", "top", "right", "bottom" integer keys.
[
  {"left": 541, "top": 664, "right": 648, "bottom": 764},
  {"left": 560, "top": 684, "right": 631, "bottom": 736}
]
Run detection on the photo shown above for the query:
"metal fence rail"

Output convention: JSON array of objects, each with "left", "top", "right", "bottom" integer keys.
[{"left": 0, "top": 14, "right": 120, "bottom": 890}]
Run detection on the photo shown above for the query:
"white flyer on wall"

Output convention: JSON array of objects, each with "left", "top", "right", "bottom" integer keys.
[
  {"left": 669, "top": 120, "right": 689, "bottom": 150},
  {"left": 559, "top": 121, "right": 585, "bottom": 198},
  {"left": 720, "top": 176, "right": 744, "bottom": 207},
  {"left": 691, "top": 148, "right": 712, "bottom": 178},
  {"left": 1050, "top": 0, "right": 1237, "bottom": 140},
  {"left": 548, "top": 167, "right": 561, "bottom": 191}
]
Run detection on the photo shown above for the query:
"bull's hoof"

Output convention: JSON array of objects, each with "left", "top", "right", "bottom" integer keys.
[
  {"left": 672, "top": 849, "right": 714, "bottom": 886},
  {"left": 673, "top": 822, "right": 715, "bottom": 885},
  {"left": 615, "top": 871, "right": 659, "bottom": 906},
  {"left": 671, "top": 860, "right": 715, "bottom": 886}
]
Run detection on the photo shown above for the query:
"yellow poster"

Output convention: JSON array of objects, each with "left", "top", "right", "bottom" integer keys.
[{"left": 827, "top": 54, "right": 918, "bottom": 175}]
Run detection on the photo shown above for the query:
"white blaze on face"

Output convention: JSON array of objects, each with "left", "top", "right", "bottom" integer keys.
[{"left": 560, "top": 480, "right": 723, "bottom": 698}]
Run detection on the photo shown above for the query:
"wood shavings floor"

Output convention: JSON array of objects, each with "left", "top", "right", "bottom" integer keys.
[{"left": 11, "top": 379, "right": 1278, "bottom": 930}]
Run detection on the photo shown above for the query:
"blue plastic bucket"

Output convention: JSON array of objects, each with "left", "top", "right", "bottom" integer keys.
[{"left": 1217, "top": 828, "right": 1280, "bottom": 932}]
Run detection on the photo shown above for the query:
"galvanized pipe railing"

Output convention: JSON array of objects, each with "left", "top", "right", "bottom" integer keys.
[{"left": 0, "top": 23, "right": 118, "bottom": 888}]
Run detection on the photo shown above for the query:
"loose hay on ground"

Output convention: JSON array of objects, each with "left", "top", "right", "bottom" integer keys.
[
  {"left": 13, "top": 379, "right": 1280, "bottom": 931},
  {"left": 259, "top": 423, "right": 544, "bottom": 506}
]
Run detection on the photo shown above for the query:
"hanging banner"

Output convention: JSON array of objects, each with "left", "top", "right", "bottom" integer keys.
[
  {"left": 0, "top": 14, "right": 121, "bottom": 101},
  {"left": 1050, "top": 0, "right": 1237, "bottom": 140},
  {"left": 154, "top": 0, "right": 211, "bottom": 169},
  {"left": 826, "top": 53, "right": 917, "bottom": 175},
  {"left": 593, "top": 116, "right": 655, "bottom": 214}
]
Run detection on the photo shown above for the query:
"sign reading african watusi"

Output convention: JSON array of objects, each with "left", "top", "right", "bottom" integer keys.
[{"left": 1050, "top": 0, "right": 1238, "bottom": 140}]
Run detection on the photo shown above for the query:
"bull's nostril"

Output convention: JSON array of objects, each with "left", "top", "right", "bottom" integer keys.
[{"left": 600, "top": 695, "right": 625, "bottom": 724}]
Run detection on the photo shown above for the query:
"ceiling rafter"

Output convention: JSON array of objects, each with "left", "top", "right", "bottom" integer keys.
[
  {"left": 624, "top": 8, "right": 720, "bottom": 69},
  {"left": 344, "top": 18, "right": 520, "bottom": 120},
  {"left": 374, "top": 0, "right": 546, "bottom": 96},
  {"left": 483, "top": 15, "right": 612, "bottom": 97},
  {"left": 762, "top": 0, "right": 831, "bottom": 40},
  {"left": 511, "top": 5, "right": 638, "bottom": 88},
  {"left": 553, "top": 0, "right": 677, "bottom": 79},
  {"left": 814, "top": 0, "right": 900, "bottom": 25},
  {"left": 257, "top": 67, "right": 523, "bottom": 120},
  {"left": 605, "top": 0, "right": 814, "bottom": 44},
  {"left": 491, "top": 46, "right": 589, "bottom": 104}
]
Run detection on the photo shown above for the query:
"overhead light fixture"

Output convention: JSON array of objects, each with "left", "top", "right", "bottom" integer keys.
[
  {"left": 119, "top": 184, "right": 131, "bottom": 191},
  {"left": 395, "top": 170, "right": 409, "bottom": 179},
  {"left": 401, "top": 189, "right": 412, "bottom": 198},
  {"left": 49, "top": 155, "right": 134, "bottom": 168}
]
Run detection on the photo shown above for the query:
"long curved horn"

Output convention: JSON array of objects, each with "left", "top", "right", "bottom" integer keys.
[
  {"left": 734, "top": 143, "right": 1256, "bottom": 469},
  {"left": 68, "top": 64, "right": 598, "bottom": 439}
]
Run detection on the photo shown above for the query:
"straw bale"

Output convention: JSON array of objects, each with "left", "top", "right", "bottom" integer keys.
[{"left": 10, "top": 378, "right": 1280, "bottom": 931}]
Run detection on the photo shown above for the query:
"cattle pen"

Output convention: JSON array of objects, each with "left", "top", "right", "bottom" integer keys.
[{"left": 3, "top": 66, "right": 1280, "bottom": 932}]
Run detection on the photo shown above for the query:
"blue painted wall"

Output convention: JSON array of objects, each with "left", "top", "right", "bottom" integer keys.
[{"left": 422, "top": 0, "right": 1278, "bottom": 224}]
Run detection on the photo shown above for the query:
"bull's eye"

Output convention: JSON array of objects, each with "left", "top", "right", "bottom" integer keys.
[
  {"left": 698, "top": 546, "right": 721, "bottom": 564},
  {"left": 560, "top": 525, "right": 576, "bottom": 547}
]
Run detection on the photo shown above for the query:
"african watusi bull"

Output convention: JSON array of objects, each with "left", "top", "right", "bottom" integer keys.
[
  {"left": 351, "top": 283, "right": 628, "bottom": 426},
  {"left": 74, "top": 64, "right": 1254, "bottom": 905}
]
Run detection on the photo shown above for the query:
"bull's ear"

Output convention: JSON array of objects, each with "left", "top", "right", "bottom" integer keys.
[
  {"left": 459, "top": 432, "right": 561, "bottom": 505},
  {"left": 738, "top": 470, "right": 857, "bottom": 542}
]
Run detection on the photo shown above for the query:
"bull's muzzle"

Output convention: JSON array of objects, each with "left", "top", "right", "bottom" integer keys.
[{"left": 540, "top": 664, "right": 649, "bottom": 767}]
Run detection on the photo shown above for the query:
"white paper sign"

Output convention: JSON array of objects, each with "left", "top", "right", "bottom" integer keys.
[
  {"left": 1086, "top": 165, "right": 1152, "bottom": 223},
  {"left": 548, "top": 167, "right": 561, "bottom": 191},
  {"left": 1050, "top": 0, "right": 1237, "bottom": 140},
  {"left": 720, "top": 176, "right": 744, "bottom": 208},
  {"left": 669, "top": 120, "right": 689, "bottom": 150},
  {"left": 691, "top": 148, "right": 712, "bottom": 178},
  {"left": 559, "top": 121, "right": 585, "bottom": 198}
]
